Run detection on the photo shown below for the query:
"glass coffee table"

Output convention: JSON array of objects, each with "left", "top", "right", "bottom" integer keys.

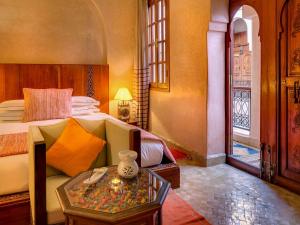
[{"left": 56, "top": 166, "right": 170, "bottom": 225}]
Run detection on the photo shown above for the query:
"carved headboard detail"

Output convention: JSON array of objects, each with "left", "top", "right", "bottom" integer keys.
[{"left": 0, "top": 64, "right": 109, "bottom": 113}]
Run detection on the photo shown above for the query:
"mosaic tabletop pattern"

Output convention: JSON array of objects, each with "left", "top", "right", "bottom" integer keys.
[{"left": 62, "top": 167, "right": 163, "bottom": 214}]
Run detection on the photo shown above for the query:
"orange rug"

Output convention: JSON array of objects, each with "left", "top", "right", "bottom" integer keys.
[
  {"left": 163, "top": 190, "right": 211, "bottom": 225},
  {"left": 169, "top": 148, "right": 188, "bottom": 160}
]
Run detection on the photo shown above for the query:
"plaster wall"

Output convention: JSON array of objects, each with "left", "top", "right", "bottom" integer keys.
[
  {"left": 206, "top": 0, "right": 228, "bottom": 161},
  {"left": 0, "top": 0, "right": 137, "bottom": 116},
  {"left": 150, "top": 0, "right": 211, "bottom": 159}
]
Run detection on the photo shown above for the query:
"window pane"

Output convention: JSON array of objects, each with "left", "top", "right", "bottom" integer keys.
[
  {"left": 151, "top": 25, "right": 155, "bottom": 43},
  {"left": 158, "top": 42, "right": 163, "bottom": 61},
  {"left": 163, "top": 20, "right": 166, "bottom": 40},
  {"left": 158, "top": 22, "right": 162, "bottom": 41},
  {"left": 148, "top": 7, "right": 151, "bottom": 26},
  {"left": 163, "top": 0, "right": 166, "bottom": 18},
  {"left": 148, "top": 46, "right": 151, "bottom": 64},
  {"left": 158, "top": 64, "right": 162, "bottom": 83},
  {"left": 150, "top": 65, "right": 154, "bottom": 82},
  {"left": 161, "top": 64, "right": 165, "bottom": 83},
  {"left": 163, "top": 42, "right": 166, "bottom": 61},
  {"left": 153, "top": 64, "right": 156, "bottom": 82},
  {"left": 163, "top": 63, "right": 166, "bottom": 83},
  {"left": 148, "top": 26, "right": 151, "bottom": 43},
  {"left": 151, "top": 5, "right": 155, "bottom": 22},
  {"left": 158, "top": 1, "right": 162, "bottom": 20},
  {"left": 152, "top": 46, "right": 156, "bottom": 63}
]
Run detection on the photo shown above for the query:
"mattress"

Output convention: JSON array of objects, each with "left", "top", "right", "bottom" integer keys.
[{"left": 0, "top": 113, "right": 163, "bottom": 195}]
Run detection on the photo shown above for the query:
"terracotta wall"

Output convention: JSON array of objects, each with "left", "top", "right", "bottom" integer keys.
[
  {"left": 149, "top": 0, "right": 211, "bottom": 161},
  {"left": 0, "top": 0, "right": 137, "bottom": 116}
]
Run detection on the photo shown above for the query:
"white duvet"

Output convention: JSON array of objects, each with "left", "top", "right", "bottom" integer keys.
[{"left": 0, "top": 113, "right": 163, "bottom": 195}]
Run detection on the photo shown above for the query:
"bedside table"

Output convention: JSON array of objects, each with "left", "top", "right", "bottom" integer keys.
[{"left": 127, "top": 120, "right": 138, "bottom": 126}]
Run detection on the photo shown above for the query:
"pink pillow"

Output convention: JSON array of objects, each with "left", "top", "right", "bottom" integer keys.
[{"left": 23, "top": 88, "right": 73, "bottom": 122}]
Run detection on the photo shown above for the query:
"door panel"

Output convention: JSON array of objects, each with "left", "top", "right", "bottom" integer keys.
[{"left": 279, "top": 0, "right": 300, "bottom": 187}]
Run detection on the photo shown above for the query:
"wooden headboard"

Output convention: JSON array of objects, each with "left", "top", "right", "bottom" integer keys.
[{"left": 0, "top": 64, "right": 109, "bottom": 113}]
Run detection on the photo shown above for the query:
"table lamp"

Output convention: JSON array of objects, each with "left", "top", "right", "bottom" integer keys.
[{"left": 114, "top": 87, "right": 133, "bottom": 121}]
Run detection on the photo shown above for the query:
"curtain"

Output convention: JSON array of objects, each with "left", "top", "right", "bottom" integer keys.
[{"left": 132, "top": 0, "right": 150, "bottom": 130}]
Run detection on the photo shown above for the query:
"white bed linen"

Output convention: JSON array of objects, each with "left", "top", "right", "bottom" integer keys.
[{"left": 0, "top": 113, "right": 163, "bottom": 195}]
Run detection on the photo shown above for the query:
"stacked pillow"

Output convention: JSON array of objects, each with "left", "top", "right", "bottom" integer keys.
[
  {"left": 0, "top": 100, "right": 24, "bottom": 122},
  {"left": 0, "top": 96, "right": 100, "bottom": 123},
  {"left": 71, "top": 96, "right": 100, "bottom": 116}
]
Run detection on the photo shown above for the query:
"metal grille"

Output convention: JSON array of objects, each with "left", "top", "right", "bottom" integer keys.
[{"left": 233, "top": 87, "right": 251, "bottom": 130}]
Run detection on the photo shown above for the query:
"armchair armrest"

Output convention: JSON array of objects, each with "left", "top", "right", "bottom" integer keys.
[
  {"left": 28, "top": 126, "right": 47, "bottom": 225},
  {"left": 105, "top": 119, "right": 141, "bottom": 166}
]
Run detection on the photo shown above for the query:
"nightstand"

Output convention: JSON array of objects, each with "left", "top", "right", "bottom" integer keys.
[{"left": 127, "top": 120, "right": 138, "bottom": 126}]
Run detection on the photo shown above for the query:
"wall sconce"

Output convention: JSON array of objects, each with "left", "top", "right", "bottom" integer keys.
[{"left": 114, "top": 88, "right": 133, "bottom": 121}]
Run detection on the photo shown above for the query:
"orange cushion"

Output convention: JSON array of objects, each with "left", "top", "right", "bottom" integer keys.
[{"left": 46, "top": 118, "right": 105, "bottom": 177}]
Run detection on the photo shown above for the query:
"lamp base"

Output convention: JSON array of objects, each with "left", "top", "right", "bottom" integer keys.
[{"left": 118, "top": 103, "right": 130, "bottom": 122}]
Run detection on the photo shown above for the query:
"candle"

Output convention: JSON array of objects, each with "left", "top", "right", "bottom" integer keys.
[{"left": 111, "top": 178, "right": 122, "bottom": 193}]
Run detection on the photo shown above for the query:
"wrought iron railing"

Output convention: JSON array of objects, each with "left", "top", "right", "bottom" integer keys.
[{"left": 233, "top": 87, "right": 251, "bottom": 130}]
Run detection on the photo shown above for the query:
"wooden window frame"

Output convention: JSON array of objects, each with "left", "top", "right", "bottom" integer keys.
[{"left": 148, "top": 0, "right": 170, "bottom": 92}]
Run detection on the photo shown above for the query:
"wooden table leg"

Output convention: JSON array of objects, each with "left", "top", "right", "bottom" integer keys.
[{"left": 157, "top": 209, "right": 162, "bottom": 225}]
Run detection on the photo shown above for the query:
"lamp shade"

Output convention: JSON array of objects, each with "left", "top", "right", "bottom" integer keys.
[{"left": 114, "top": 88, "right": 133, "bottom": 101}]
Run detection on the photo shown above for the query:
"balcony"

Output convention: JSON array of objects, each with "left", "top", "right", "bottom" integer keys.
[{"left": 232, "top": 87, "right": 251, "bottom": 131}]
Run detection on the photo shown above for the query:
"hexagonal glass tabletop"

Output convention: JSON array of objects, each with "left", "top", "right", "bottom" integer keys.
[{"left": 56, "top": 166, "right": 170, "bottom": 220}]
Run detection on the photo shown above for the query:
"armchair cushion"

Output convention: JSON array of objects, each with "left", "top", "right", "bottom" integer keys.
[
  {"left": 46, "top": 118, "right": 106, "bottom": 176},
  {"left": 46, "top": 175, "right": 69, "bottom": 224}
]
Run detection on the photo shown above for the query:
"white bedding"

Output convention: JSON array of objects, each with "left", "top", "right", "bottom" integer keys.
[{"left": 0, "top": 113, "right": 163, "bottom": 195}]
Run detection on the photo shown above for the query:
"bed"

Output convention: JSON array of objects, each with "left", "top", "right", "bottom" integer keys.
[
  {"left": 0, "top": 113, "right": 174, "bottom": 196},
  {"left": 0, "top": 63, "right": 179, "bottom": 204}
]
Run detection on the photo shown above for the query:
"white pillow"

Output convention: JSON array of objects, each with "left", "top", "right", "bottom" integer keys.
[
  {"left": 71, "top": 108, "right": 100, "bottom": 116},
  {"left": 0, "top": 100, "right": 24, "bottom": 108},
  {"left": 0, "top": 110, "right": 24, "bottom": 117},
  {"left": 72, "top": 101, "right": 100, "bottom": 107},
  {"left": 0, "top": 116, "right": 23, "bottom": 121},
  {"left": 4, "top": 106, "right": 25, "bottom": 111},
  {"left": 71, "top": 106, "right": 99, "bottom": 112},
  {"left": 72, "top": 96, "right": 98, "bottom": 103}
]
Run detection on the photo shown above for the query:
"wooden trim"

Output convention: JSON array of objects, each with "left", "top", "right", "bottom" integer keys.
[
  {"left": 34, "top": 143, "right": 47, "bottom": 225},
  {"left": 226, "top": 0, "right": 263, "bottom": 175},
  {"left": 226, "top": 156, "right": 260, "bottom": 177},
  {"left": 129, "top": 129, "right": 141, "bottom": 167},
  {"left": 0, "top": 64, "right": 109, "bottom": 114},
  {"left": 273, "top": 176, "right": 300, "bottom": 195},
  {"left": 0, "top": 201, "right": 30, "bottom": 225},
  {"left": 225, "top": 20, "right": 232, "bottom": 157}
]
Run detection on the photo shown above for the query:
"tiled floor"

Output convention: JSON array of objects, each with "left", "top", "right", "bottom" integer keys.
[
  {"left": 232, "top": 142, "right": 260, "bottom": 168},
  {"left": 175, "top": 161, "right": 300, "bottom": 225}
]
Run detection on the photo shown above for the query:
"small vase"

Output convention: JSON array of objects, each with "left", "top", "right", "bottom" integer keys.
[{"left": 117, "top": 150, "right": 139, "bottom": 179}]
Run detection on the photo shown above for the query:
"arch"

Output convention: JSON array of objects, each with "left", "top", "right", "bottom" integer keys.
[
  {"left": 233, "top": 18, "right": 248, "bottom": 34},
  {"left": 225, "top": 2, "right": 262, "bottom": 174},
  {"left": 89, "top": 0, "right": 108, "bottom": 64},
  {"left": 230, "top": 5, "right": 261, "bottom": 39}
]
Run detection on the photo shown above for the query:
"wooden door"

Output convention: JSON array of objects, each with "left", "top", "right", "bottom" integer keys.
[
  {"left": 226, "top": 1, "right": 263, "bottom": 177},
  {"left": 278, "top": 0, "right": 300, "bottom": 192}
]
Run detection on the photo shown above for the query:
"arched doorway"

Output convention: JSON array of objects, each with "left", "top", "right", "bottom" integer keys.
[{"left": 226, "top": 5, "right": 261, "bottom": 175}]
